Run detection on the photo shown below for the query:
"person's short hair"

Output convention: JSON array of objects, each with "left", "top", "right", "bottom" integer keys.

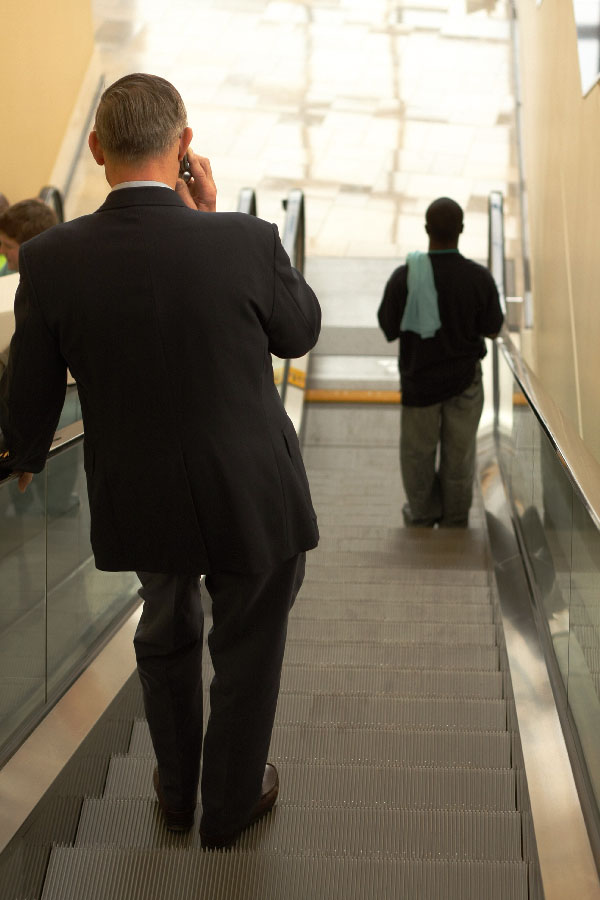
[
  {"left": 0, "top": 194, "right": 9, "bottom": 216},
  {"left": 0, "top": 199, "right": 58, "bottom": 244},
  {"left": 94, "top": 73, "right": 187, "bottom": 162},
  {"left": 425, "top": 197, "right": 464, "bottom": 242}
]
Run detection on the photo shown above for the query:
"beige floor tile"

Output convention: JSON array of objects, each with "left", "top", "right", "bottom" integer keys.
[{"left": 65, "top": 0, "right": 519, "bottom": 274}]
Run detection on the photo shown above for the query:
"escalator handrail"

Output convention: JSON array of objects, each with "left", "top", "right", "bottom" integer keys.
[
  {"left": 281, "top": 189, "right": 305, "bottom": 273},
  {"left": 278, "top": 190, "right": 306, "bottom": 407},
  {"left": 37, "top": 186, "right": 65, "bottom": 223},
  {"left": 488, "top": 190, "right": 600, "bottom": 532},
  {"left": 0, "top": 419, "right": 84, "bottom": 487},
  {"left": 236, "top": 187, "right": 257, "bottom": 216}
]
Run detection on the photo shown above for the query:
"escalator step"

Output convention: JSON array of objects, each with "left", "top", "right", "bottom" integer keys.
[
  {"left": 73, "top": 801, "right": 522, "bottom": 859},
  {"left": 288, "top": 619, "right": 496, "bottom": 645},
  {"left": 42, "top": 848, "right": 529, "bottom": 900},
  {"left": 285, "top": 634, "right": 499, "bottom": 669},
  {"left": 7, "top": 795, "right": 82, "bottom": 847},
  {"left": 0, "top": 842, "right": 52, "bottom": 900},
  {"left": 46, "top": 755, "right": 110, "bottom": 800},
  {"left": 128, "top": 720, "right": 511, "bottom": 768},
  {"left": 276, "top": 665, "right": 504, "bottom": 698},
  {"left": 303, "top": 563, "right": 490, "bottom": 586},
  {"left": 296, "top": 580, "right": 492, "bottom": 602},
  {"left": 197, "top": 661, "right": 504, "bottom": 696},
  {"left": 104, "top": 756, "right": 517, "bottom": 811},
  {"left": 291, "top": 599, "right": 495, "bottom": 626},
  {"left": 0, "top": 796, "right": 84, "bottom": 899},
  {"left": 310, "top": 539, "right": 489, "bottom": 564},
  {"left": 196, "top": 659, "right": 506, "bottom": 696},
  {"left": 269, "top": 724, "right": 511, "bottom": 767},
  {"left": 272, "top": 693, "right": 507, "bottom": 729},
  {"left": 76, "top": 718, "right": 134, "bottom": 759}
]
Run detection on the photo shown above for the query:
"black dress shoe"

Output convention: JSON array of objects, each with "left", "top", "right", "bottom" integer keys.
[
  {"left": 200, "top": 763, "right": 279, "bottom": 849},
  {"left": 153, "top": 767, "right": 196, "bottom": 832}
]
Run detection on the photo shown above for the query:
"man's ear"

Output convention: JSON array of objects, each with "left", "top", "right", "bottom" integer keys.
[
  {"left": 178, "top": 126, "right": 193, "bottom": 160},
  {"left": 88, "top": 131, "right": 105, "bottom": 166}
]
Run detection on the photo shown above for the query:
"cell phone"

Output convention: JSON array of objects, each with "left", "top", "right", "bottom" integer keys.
[{"left": 179, "top": 154, "right": 191, "bottom": 184}]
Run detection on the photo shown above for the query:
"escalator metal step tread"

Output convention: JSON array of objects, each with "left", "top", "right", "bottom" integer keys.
[
  {"left": 74, "top": 801, "right": 523, "bottom": 858},
  {"left": 45, "top": 755, "right": 110, "bottom": 800},
  {"left": 133, "top": 687, "right": 507, "bottom": 729},
  {"left": 7, "top": 795, "right": 82, "bottom": 847},
  {"left": 276, "top": 665, "right": 504, "bottom": 697},
  {"left": 308, "top": 512, "right": 421, "bottom": 526},
  {"left": 76, "top": 718, "right": 134, "bottom": 759},
  {"left": 303, "top": 564, "right": 490, "bottom": 585},
  {"left": 285, "top": 635, "right": 500, "bottom": 669},
  {"left": 311, "top": 540, "right": 490, "bottom": 562},
  {"left": 289, "top": 620, "right": 496, "bottom": 647},
  {"left": 311, "top": 498, "right": 483, "bottom": 512},
  {"left": 291, "top": 601, "right": 495, "bottom": 628},
  {"left": 272, "top": 693, "right": 507, "bottom": 729},
  {"left": 199, "top": 653, "right": 505, "bottom": 685},
  {"left": 297, "top": 580, "right": 492, "bottom": 602},
  {"left": 42, "top": 848, "right": 530, "bottom": 900},
  {"left": 269, "top": 725, "right": 511, "bottom": 767},
  {"left": 106, "top": 681, "right": 145, "bottom": 721},
  {"left": 0, "top": 842, "right": 51, "bottom": 900},
  {"left": 105, "top": 756, "right": 517, "bottom": 810},
  {"left": 312, "top": 533, "right": 488, "bottom": 554},
  {"left": 128, "top": 720, "right": 511, "bottom": 767}
]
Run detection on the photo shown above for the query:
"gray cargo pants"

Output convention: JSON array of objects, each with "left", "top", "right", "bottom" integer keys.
[{"left": 400, "top": 364, "right": 483, "bottom": 527}]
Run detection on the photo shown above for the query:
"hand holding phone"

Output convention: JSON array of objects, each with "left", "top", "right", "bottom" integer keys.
[
  {"left": 175, "top": 149, "right": 217, "bottom": 212},
  {"left": 179, "top": 154, "right": 192, "bottom": 184}
]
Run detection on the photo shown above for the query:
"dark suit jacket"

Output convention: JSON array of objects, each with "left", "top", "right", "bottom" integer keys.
[{"left": 0, "top": 187, "right": 321, "bottom": 574}]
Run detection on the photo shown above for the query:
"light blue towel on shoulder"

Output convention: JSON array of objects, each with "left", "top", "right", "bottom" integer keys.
[{"left": 400, "top": 251, "right": 441, "bottom": 339}]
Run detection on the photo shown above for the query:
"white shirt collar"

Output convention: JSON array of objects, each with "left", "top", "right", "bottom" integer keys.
[{"left": 111, "top": 180, "right": 172, "bottom": 191}]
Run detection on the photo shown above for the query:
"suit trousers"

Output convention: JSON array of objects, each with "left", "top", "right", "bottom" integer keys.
[
  {"left": 134, "top": 552, "right": 305, "bottom": 833},
  {"left": 400, "top": 365, "right": 484, "bottom": 527}
]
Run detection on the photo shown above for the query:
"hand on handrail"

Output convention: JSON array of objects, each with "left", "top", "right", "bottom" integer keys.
[{"left": 15, "top": 471, "right": 33, "bottom": 492}]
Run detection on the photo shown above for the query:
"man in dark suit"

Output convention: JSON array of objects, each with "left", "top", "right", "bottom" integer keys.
[{"left": 0, "top": 74, "right": 321, "bottom": 848}]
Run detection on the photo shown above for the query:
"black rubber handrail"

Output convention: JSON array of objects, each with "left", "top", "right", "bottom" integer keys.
[
  {"left": 278, "top": 190, "right": 306, "bottom": 404},
  {"left": 38, "top": 186, "right": 65, "bottom": 223},
  {"left": 237, "top": 187, "right": 257, "bottom": 216},
  {"left": 0, "top": 419, "right": 83, "bottom": 487},
  {"left": 281, "top": 189, "right": 305, "bottom": 274}
]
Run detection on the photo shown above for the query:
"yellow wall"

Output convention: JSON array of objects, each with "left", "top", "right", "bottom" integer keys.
[
  {"left": 0, "top": 0, "right": 94, "bottom": 204},
  {"left": 517, "top": 0, "right": 600, "bottom": 458}
]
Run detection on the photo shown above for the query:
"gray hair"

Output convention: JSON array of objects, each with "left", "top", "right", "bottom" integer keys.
[{"left": 94, "top": 73, "right": 187, "bottom": 161}]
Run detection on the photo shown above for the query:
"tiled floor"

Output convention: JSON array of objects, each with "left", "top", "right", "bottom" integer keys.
[{"left": 68, "top": 0, "right": 522, "bottom": 281}]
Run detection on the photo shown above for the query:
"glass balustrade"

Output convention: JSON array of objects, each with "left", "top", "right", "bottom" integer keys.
[
  {"left": 0, "top": 468, "right": 46, "bottom": 757},
  {"left": 494, "top": 340, "right": 600, "bottom": 814},
  {"left": 0, "top": 394, "right": 139, "bottom": 762},
  {"left": 45, "top": 442, "right": 139, "bottom": 699}
]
